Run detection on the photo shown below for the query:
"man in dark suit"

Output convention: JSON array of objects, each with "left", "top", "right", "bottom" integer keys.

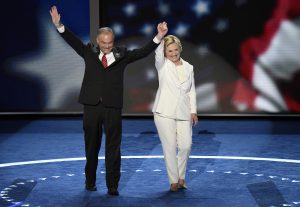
[{"left": 50, "top": 6, "right": 168, "bottom": 196}]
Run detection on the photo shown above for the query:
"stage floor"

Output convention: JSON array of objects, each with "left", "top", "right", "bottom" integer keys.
[{"left": 0, "top": 117, "right": 299, "bottom": 207}]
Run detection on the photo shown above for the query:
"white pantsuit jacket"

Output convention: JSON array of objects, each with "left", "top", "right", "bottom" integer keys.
[{"left": 152, "top": 41, "right": 197, "bottom": 120}]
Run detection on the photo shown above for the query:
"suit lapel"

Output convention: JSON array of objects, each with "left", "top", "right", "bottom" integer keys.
[
  {"left": 180, "top": 60, "right": 190, "bottom": 85},
  {"left": 88, "top": 44, "right": 103, "bottom": 67},
  {"left": 92, "top": 51, "right": 103, "bottom": 68},
  {"left": 108, "top": 47, "right": 126, "bottom": 68},
  {"left": 166, "top": 59, "right": 190, "bottom": 87}
]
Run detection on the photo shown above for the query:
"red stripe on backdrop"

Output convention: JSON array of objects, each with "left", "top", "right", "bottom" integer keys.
[{"left": 238, "top": 0, "right": 291, "bottom": 82}]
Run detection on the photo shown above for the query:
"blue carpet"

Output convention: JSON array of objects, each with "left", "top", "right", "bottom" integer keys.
[{"left": 0, "top": 118, "right": 300, "bottom": 207}]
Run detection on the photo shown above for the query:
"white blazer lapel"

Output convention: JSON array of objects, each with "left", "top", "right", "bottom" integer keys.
[
  {"left": 165, "top": 59, "right": 181, "bottom": 88},
  {"left": 179, "top": 59, "right": 191, "bottom": 85}
]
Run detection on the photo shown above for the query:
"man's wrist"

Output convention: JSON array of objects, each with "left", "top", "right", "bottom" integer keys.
[
  {"left": 154, "top": 34, "right": 164, "bottom": 44},
  {"left": 55, "top": 22, "right": 63, "bottom": 28},
  {"left": 56, "top": 23, "right": 65, "bottom": 33}
]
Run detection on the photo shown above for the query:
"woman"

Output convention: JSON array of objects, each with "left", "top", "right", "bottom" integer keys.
[{"left": 152, "top": 34, "right": 198, "bottom": 192}]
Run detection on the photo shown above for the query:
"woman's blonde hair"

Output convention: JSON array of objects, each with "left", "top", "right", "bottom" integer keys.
[{"left": 163, "top": 35, "right": 182, "bottom": 56}]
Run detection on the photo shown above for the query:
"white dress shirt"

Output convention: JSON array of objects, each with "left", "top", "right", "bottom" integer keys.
[{"left": 99, "top": 52, "right": 115, "bottom": 66}]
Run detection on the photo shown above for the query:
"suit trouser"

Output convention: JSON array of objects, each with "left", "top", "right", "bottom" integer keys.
[
  {"left": 154, "top": 114, "right": 192, "bottom": 184},
  {"left": 83, "top": 102, "right": 122, "bottom": 189}
]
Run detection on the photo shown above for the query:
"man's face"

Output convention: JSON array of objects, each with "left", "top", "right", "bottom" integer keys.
[{"left": 97, "top": 32, "right": 114, "bottom": 54}]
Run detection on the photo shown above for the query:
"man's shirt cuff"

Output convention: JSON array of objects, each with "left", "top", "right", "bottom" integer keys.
[{"left": 57, "top": 25, "right": 65, "bottom": 33}]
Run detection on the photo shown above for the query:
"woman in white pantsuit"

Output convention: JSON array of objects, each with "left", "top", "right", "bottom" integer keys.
[{"left": 152, "top": 31, "right": 198, "bottom": 192}]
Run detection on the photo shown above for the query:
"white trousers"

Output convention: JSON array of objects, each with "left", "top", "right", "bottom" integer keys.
[{"left": 154, "top": 114, "right": 192, "bottom": 184}]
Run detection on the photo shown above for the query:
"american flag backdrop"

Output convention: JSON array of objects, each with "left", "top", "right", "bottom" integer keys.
[
  {"left": 102, "top": 0, "right": 300, "bottom": 114},
  {"left": 1, "top": 0, "right": 300, "bottom": 114}
]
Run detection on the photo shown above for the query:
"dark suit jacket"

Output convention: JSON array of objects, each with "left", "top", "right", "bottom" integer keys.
[{"left": 60, "top": 27, "right": 159, "bottom": 108}]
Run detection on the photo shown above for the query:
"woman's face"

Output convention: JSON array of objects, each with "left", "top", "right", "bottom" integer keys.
[{"left": 165, "top": 43, "right": 181, "bottom": 65}]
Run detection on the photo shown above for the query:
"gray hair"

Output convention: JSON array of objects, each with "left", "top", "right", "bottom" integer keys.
[{"left": 97, "top": 27, "right": 114, "bottom": 39}]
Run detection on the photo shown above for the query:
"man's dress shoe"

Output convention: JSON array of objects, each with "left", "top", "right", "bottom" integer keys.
[
  {"left": 85, "top": 185, "right": 97, "bottom": 191},
  {"left": 107, "top": 188, "right": 119, "bottom": 196}
]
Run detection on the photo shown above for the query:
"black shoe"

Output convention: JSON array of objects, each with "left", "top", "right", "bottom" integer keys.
[
  {"left": 85, "top": 185, "right": 97, "bottom": 191},
  {"left": 107, "top": 188, "right": 119, "bottom": 196}
]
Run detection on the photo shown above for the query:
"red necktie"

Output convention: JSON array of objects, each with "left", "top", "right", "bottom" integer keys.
[{"left": 101, "top": 54, "right": 108, "bottom": 68}]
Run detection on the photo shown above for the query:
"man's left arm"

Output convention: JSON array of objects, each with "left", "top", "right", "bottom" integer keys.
[{"left": 125, "top": 22, "right": 168, "bottom": 63}]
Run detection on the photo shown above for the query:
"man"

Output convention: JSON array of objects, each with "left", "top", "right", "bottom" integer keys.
[{"left": 49, "top": 6, "right": 168, "bottom": 196}]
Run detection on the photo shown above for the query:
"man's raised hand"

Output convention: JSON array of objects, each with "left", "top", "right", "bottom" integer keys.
[{"left": 49, "top": 6, "right": 61, "bottom": 27}]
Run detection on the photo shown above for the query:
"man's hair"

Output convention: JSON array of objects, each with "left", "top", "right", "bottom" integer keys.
[
  {"left": 163, "top": 35, "right": 183, "bottom": 54},
  {"left": 97, "top": 27, "right": 115, "bottom": 39}
]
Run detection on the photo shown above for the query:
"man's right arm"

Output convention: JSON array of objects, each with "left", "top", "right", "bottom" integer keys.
[{"left": 50, "top": 6, "right": 85, "bottom": 58}]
